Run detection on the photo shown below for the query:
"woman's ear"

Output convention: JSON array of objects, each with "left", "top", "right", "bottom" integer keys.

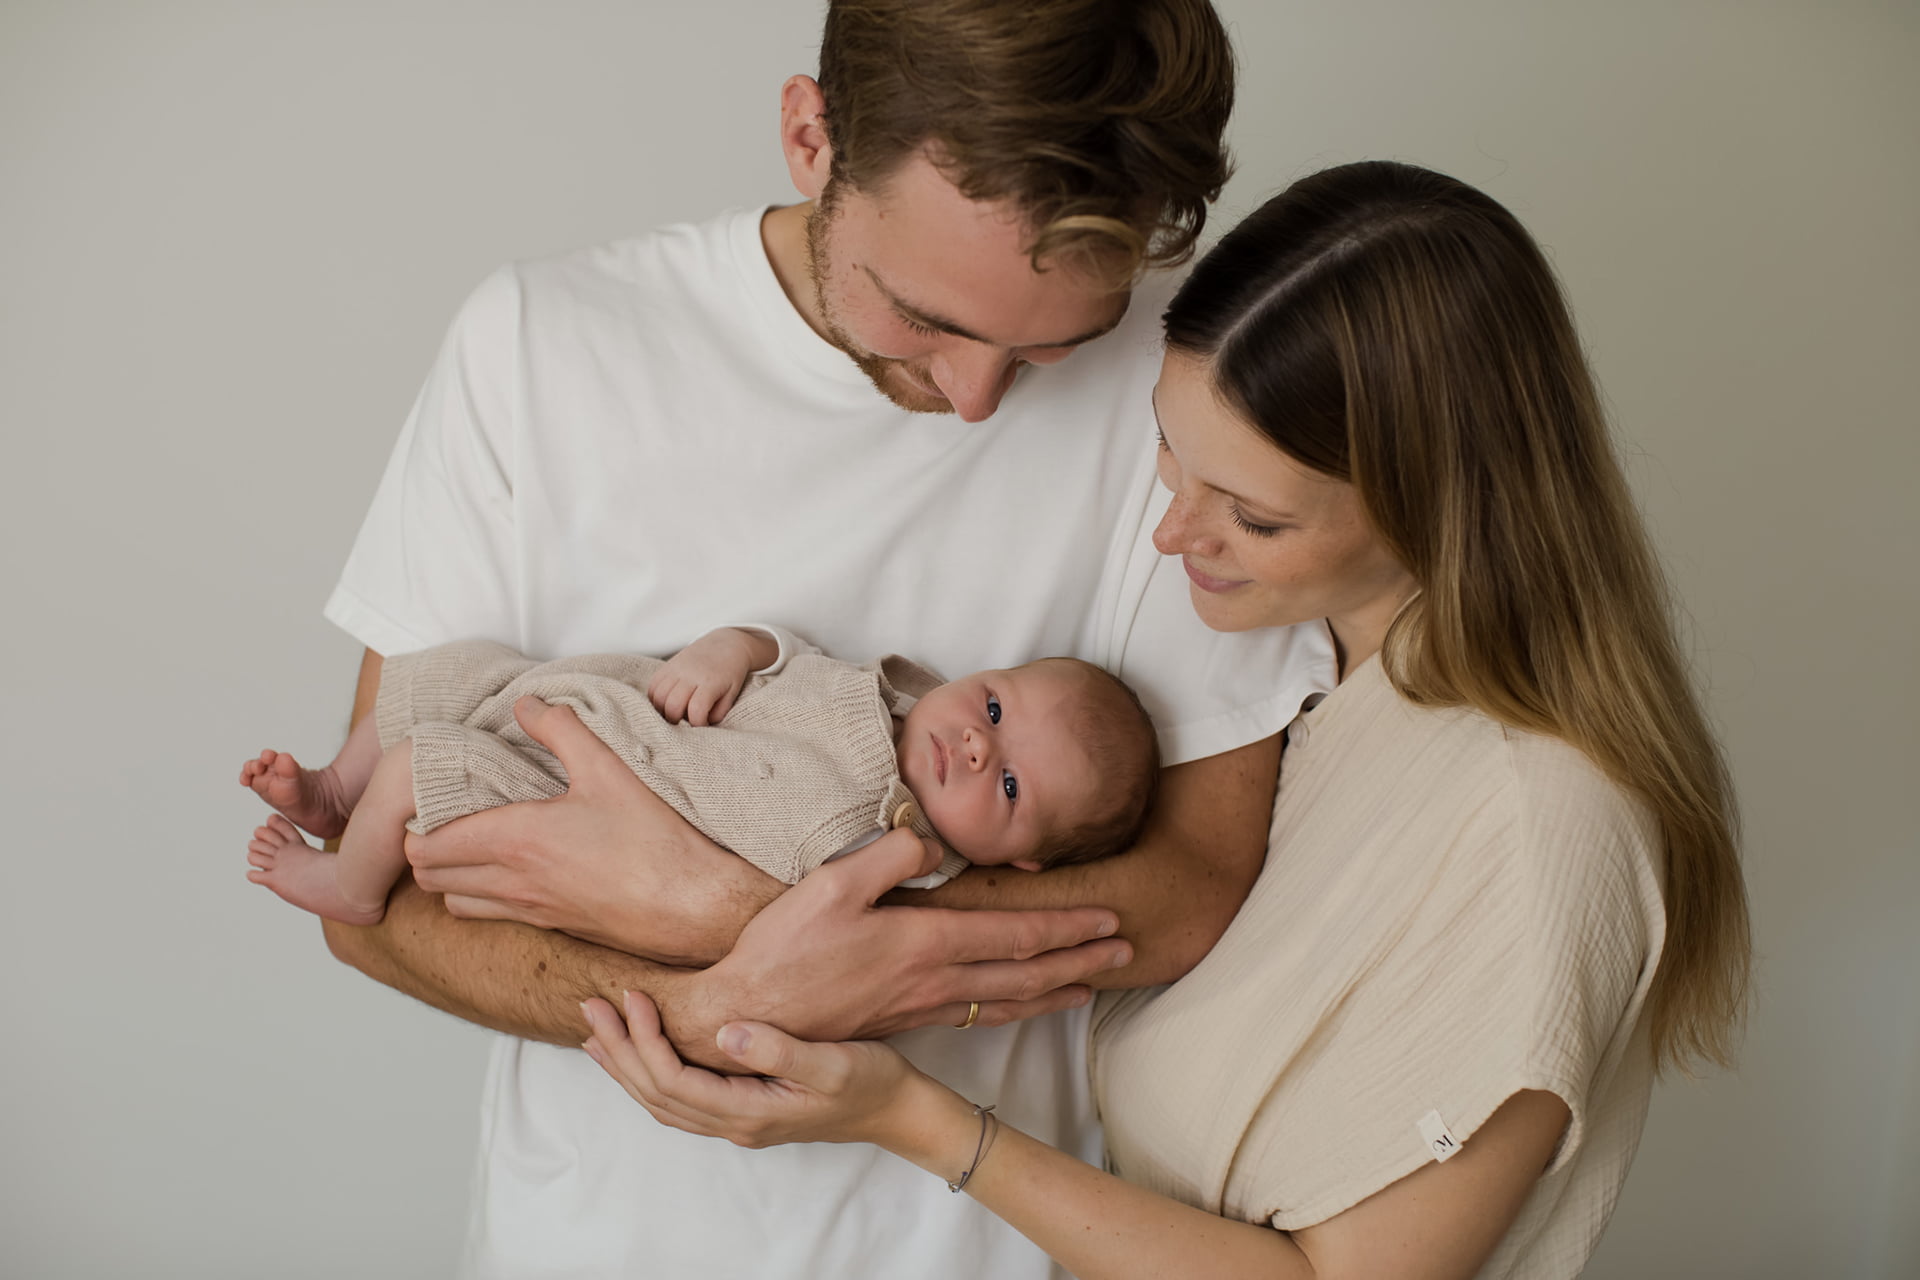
[{"left": 778, "top": 75, "right": 833, "bottom": 200}]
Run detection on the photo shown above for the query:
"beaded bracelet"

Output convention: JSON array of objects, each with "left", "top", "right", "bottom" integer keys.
[{"left": 946, "top": 1103, "right": 999, "bottom": 1193}]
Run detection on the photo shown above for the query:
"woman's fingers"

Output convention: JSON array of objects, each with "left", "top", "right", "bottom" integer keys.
[
  {"left": 581, "top": 997, "right": 723, "bottom": 1129},
  {"left": 584, "top": 1036, "right": 727, "bottom": 1138}
]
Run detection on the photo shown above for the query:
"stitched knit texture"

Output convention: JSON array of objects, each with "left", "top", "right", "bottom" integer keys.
[{"left": 375, "top": 640, "right": 960, "bottom": 883}]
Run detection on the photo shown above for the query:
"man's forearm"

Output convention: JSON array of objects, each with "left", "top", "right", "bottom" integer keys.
[
  {"left": 322, "top": 874, "right": 699, "bottom": 1047},
  {"left": 898, "top": 735, "right": 1283, "bottom": 988}
]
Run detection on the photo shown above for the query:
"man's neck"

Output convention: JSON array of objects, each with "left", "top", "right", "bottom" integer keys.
[{"left": 760, "top": 202, "right": 831, "bottom": 343}]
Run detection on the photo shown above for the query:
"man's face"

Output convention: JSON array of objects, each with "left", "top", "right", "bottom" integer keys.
[{"left": 805, "top": 154, "right": 1132, "bottom": 423}]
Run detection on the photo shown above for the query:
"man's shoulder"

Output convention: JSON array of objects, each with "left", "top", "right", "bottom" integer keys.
[{"left": 520, "top": 206, "right": 752, "bottom": 295}]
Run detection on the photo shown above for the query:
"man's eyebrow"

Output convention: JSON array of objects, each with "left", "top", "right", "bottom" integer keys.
[
  {"left": 864, "top": 266, "right": 1122, "bottom": 349},
  {"left": 1148, "top": 392, "right": 1298, "bottom": 523}
]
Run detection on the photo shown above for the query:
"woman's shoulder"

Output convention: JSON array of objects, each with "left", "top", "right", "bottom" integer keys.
[{"left": 1498, "top": 726, "right": 1662, "bottom": 868}]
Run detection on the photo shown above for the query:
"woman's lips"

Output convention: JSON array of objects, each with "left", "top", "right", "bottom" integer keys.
[{"left": 1182, "top": 556, "right": 1247, "bottom": 594}]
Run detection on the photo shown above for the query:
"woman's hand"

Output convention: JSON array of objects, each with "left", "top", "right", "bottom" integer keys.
[
  {"left": 580, "top": 990, "right": 935, "bottom": 1151},
  {"left": 402, "top": 696, "right": 782, "bottom": 965}
]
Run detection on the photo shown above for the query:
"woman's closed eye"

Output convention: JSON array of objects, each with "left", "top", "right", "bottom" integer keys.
[{"left": 1230, "top": 504, "right": 1282, "bottom": 537}]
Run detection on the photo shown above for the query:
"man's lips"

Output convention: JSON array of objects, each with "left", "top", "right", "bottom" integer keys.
[{"left": 1183, "top": 556, "right": 1248, "bottom": 594}]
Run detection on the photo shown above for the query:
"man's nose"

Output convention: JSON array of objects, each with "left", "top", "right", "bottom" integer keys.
[{"left": 931, "top": 348, "right": 1019, "bottom": 423}]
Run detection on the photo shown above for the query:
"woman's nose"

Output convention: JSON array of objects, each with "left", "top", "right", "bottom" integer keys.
[{"left": 1153, "top": 489, "right": 1200, "bottom": 556}]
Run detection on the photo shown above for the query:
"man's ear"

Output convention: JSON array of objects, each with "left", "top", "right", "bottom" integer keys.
[{"left": 778, "top": 75, "right": 833, "bottom": 200}]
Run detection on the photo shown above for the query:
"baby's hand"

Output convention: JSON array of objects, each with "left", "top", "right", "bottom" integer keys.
[{"left": 647, "top": 628, "right": 776, "bottom": 725}]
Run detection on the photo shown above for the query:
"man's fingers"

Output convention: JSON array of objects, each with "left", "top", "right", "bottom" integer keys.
[
  {"left": 929, "top": 904, "right": 1122, "bottom": 965},
  {"left": 934, "top": 936, "right": 1132, "bottom": 1005},
  {"left": 442, "top": 893, "right": 518, "bottom": 922},
  {"left": 916, "top": 985, "right": 1095, "bottom": 1033},
  {"left": 512, "top": 696, "right": 628, "bottom": 784},
  {"left": 403, "top": 811, "right": 535, "bottom": 871}
]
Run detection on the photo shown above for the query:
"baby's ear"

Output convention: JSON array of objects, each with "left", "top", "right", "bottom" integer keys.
[{"left": 1011, "top": 858, "right": 1045, "bottom": 873}]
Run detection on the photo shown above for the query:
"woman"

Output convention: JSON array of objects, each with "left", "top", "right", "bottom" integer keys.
[{"left": 577, "top": 161, "right": 1751, "bottom": 1279}]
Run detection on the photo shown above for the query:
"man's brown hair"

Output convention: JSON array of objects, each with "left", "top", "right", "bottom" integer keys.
[{"left": 816, "top": 0, "right": 1235, "bottom": 281}]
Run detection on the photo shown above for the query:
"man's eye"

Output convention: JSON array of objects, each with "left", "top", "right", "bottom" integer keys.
[
  {"left": 901, "top": 314, "right": 941, "bottom": 338},
  {"left": 1002, "top": 770, "right": 1019, "bottom": 802},
  {"left": 986, "top": 695, "right": 1001, "bottom": 725}
]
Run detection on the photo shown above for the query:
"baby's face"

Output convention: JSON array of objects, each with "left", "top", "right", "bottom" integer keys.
[{"left": 896, "top": 661, "right": 1102, "bottom": 868}]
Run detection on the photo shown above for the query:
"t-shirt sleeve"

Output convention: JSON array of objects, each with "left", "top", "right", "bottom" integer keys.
[
  {"left": 1103, "top": 485, "right": 1337, "bottom": 766},
  {"left": 324, "top": 267, "right": 525, "bottom": 656},
  {"left": 1235, "top": 740, "right": 1662, "bottom": 1231}
]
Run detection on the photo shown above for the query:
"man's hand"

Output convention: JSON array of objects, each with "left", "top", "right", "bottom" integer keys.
[
  {"left": 657, "top": 827, "right": 1134, "bottom": 1068},
  {"left": 403, "top": 696, "right": 782, "bottom": 966},
  {"left": 646, "top": 627, "right": 777, "bottom": 725}
]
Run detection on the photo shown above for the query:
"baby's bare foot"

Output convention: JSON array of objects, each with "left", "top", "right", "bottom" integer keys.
[
  {"left": 246, "top": 815, "right": 385, "bottom": 925},
  {"left": 239, "top": 749, "right": 351, "bottom": 839}
]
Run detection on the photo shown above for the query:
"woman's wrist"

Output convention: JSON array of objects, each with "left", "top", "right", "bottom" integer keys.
[{"left": 867, "top": 1070, "right": 988, "bottom": 1182}]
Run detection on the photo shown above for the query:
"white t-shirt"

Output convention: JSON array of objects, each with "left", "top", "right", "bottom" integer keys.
[{"left": 327, "top": 206, "right": 1335, "bottom": 1280}]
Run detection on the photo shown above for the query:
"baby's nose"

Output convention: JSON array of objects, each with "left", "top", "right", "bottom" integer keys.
[{"left": 961, "top": 726, "right": 987, "bottom": 769}]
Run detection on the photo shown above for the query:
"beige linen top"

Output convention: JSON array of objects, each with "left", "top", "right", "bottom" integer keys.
[{"left": 1091, "top": 657, "right": 1666, "bottom": 1279}]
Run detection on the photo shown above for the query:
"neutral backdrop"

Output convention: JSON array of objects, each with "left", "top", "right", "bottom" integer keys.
[{"left": 3, "top": 2, "right": 1914, "bottom": 1277}]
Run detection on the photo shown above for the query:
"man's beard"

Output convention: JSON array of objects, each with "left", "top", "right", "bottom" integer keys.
[{"left": 803, "top": 191, "right": 953, "bottom": 415}]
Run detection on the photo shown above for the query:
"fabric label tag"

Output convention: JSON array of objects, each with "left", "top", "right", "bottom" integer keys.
[{"left": 1418, "top": 1110, "right": 1462, "bottom": 1162}]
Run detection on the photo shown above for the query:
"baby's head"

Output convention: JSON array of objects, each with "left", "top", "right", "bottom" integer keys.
[{"left": 896, "top": 657, "right": 1160, "bottom": 871}]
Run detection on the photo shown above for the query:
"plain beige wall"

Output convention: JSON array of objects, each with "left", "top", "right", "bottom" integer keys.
[{"left": 2, "top": 2, "right": 1913, "bottom": 1276}]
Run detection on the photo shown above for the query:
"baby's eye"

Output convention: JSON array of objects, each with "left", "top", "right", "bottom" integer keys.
[
  {"left": 1002, "top": 770, "right": 1019, "bottom": 803},
  {"left": 986, "top": 695, "right": 1002, "bottom": 725}
]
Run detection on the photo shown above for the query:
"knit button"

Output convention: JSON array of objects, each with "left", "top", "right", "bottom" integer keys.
[{"left": 890, "top": 801, "right": 919, "bottom": 830}]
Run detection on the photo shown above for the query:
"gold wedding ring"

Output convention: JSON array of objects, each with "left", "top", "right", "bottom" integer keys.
[{"left": 956, "top": 1001, "right": 981, "bottom": 1030}]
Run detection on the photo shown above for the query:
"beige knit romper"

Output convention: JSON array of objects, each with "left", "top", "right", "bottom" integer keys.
[{"left": 373, "top": 640, "right": 960, "bottom": 884}]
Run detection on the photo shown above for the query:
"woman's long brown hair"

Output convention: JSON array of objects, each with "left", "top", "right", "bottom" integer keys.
[{"left": 1166, "top": 161, "right": 1750, "bottom": 1072}]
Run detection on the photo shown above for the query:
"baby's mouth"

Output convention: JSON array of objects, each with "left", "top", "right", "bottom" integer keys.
[{"left": 932, "top": 735, "right": 949, "bottom": 785}]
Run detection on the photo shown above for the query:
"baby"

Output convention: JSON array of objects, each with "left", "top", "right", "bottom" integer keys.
[{"left": 241, "top": 625, "right": 1160, "bottom": 924}]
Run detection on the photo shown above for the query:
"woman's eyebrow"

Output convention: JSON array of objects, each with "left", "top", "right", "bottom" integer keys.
[{"left": 1149, "top": 396, "right": 1298, "bottom": 523}]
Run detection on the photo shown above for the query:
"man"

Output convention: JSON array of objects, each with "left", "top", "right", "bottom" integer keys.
[{"left": 321, "top": 2, "right": 1331, "bottom": 1275}]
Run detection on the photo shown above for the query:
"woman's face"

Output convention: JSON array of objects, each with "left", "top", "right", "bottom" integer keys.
[{"left": 1150, "top": 351, "right": 1414, "bottom": 640}]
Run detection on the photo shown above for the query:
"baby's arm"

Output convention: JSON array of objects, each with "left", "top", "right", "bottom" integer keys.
[{"left": 646, "top": 625, "right": 808, "bottom": 725}]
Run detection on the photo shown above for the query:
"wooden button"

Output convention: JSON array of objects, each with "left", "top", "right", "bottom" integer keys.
[{"left": 890, "top": 800, "right": 919, "bottom": 830}]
